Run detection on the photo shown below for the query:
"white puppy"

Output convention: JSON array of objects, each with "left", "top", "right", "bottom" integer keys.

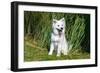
[{"left": 48, "top": 18, "right": 68, "bottom": 56}]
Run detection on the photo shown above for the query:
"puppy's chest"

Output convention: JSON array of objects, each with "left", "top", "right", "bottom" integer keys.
[{"left": 52, "top": 34, "right": 63, "bottom": 42}]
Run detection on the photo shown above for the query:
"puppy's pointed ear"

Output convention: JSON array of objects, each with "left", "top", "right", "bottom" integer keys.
[
  {"left": 53, "top": 19, "right": 57, "bottom": 24},
  {"left": 60, "top": 18, "right": 65, "bottom": 22}
]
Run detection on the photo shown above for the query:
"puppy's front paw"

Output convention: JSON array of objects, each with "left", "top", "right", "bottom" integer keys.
[
  {"left": 63, "top": 52, "right": 68, "bottom": 55},
  {"left": 48, "top": 52, "right": 52, "bottom": 55},
  {"left": 57, "top": 54, "right": 60, "bottom": 57}
]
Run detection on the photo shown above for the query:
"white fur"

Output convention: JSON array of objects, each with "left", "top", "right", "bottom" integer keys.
[{"left": 48, "top": 18, "right": 68, "bottom": 56}]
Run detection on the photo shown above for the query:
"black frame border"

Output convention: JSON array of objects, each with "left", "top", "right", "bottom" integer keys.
[{"left": 11, "top": 1, "right": 98, "bottom": 72}]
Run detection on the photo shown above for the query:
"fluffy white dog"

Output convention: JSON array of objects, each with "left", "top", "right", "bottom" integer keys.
[{"left": 48, "top": 18, "right": 68, "bottom": 56}]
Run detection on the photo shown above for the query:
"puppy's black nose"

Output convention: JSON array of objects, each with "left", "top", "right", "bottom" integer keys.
[{"left": 61, "top": 28, "right": 63, "bottom": 30}]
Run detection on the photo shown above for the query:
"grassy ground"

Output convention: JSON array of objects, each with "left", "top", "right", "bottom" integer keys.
[{"left": 24, "top": 39, "right": 90, "bottom": 62}]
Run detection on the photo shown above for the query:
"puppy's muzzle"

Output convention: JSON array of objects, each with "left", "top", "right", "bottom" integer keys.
[{"left": 57, "top": 28, "right": 63, "bottom": 32}]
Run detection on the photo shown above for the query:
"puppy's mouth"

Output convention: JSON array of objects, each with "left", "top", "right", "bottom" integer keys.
[
  {"left": 56, "top": 29, "right": 63, "bottom": 37},
  {"left": 57, "top": 28, "right": 62, "bottom": 32}
]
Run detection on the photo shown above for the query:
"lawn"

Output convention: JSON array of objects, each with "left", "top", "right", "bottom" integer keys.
[{"left": 24, "top": 39, "right": 90, "bottom": 62}]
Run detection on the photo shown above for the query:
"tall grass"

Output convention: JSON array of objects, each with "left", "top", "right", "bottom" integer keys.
[{"left": 24, "top": 11, "right": 90, "bottom": 58}]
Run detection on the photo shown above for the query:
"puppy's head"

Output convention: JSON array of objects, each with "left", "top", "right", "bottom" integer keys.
[{"left": 52, "top": 18, "right": 65, "bottom": 34}]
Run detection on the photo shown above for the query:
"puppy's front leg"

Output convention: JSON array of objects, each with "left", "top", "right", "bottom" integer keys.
[
  {"left": 48, "top": 43, "right": 54, "bottom": 55},
  {"left": 57, "top": 44, "right": 61, "bottom": 56}
]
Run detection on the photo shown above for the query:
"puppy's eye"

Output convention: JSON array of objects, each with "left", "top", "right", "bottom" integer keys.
[
  {"left": 62, "top": 25, "right": 63, "bottom": 26},
  {"left": 58, "top": 25, "right": 59, "bottom": 27}
]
